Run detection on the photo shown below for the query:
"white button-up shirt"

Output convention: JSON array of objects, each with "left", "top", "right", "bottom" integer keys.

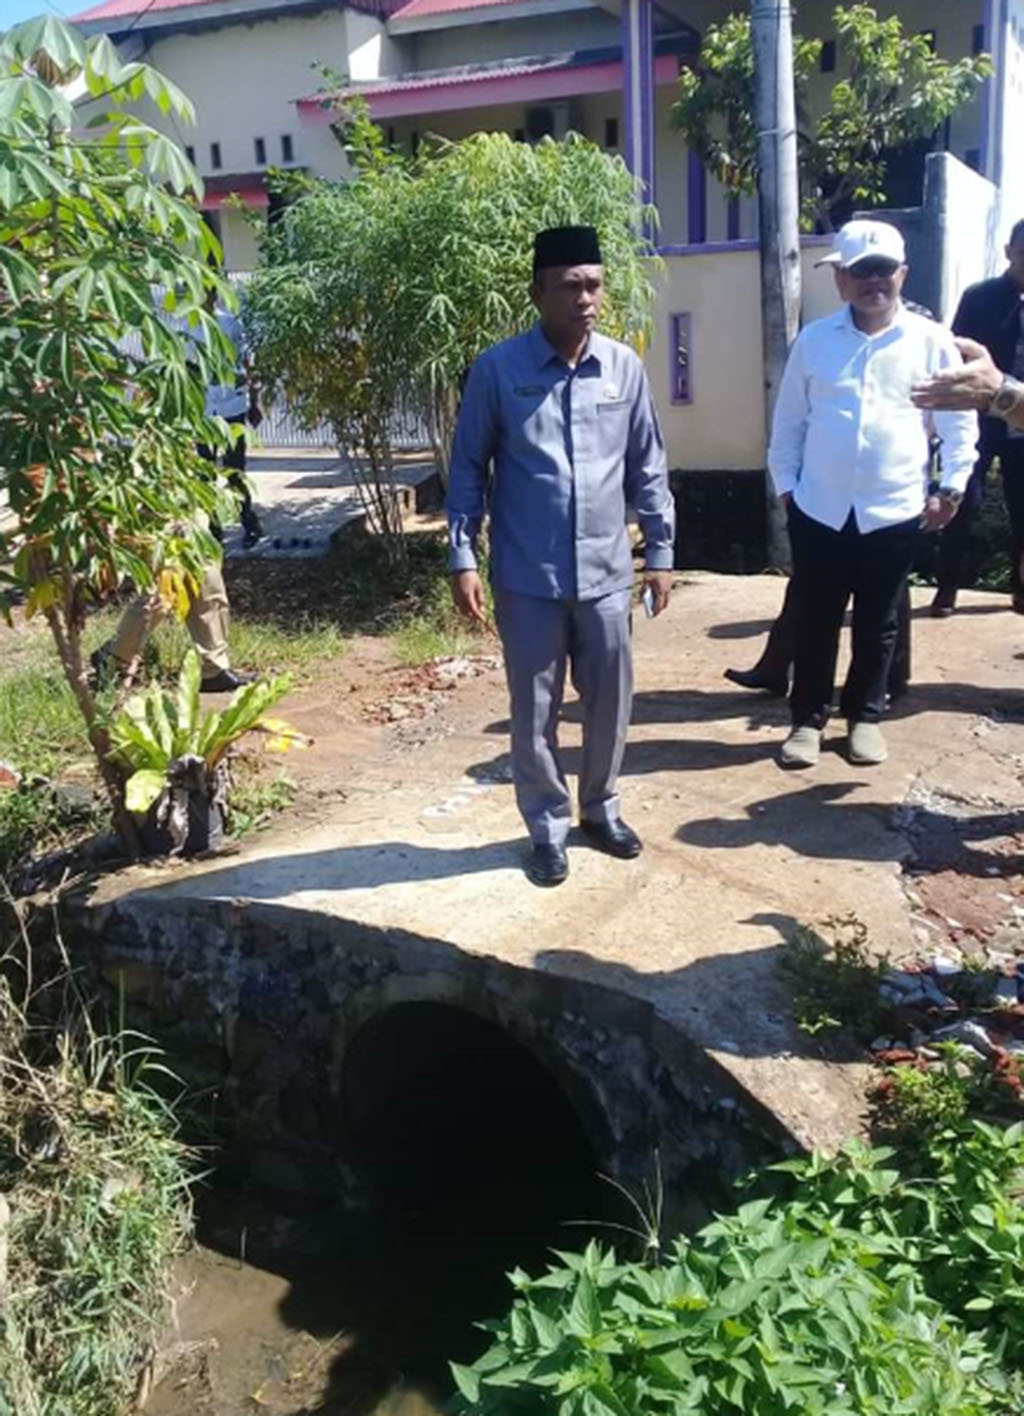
[{"left": 768, "top": 304, "right": 978, "bottom": 531}]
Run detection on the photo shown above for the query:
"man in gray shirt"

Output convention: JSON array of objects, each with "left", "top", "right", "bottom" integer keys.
[{"left": 447, "top": 225, "right": 675, "bottom": 886}]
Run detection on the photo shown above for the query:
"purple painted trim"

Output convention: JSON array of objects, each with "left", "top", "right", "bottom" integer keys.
[
  {"left": 979, "top": 0, "right": 996, "bottom": 178},
  {"left": 656, "top": 234, "right": 832, "bottom": 256},
  {"left": 686, "top": 150, "right": 706, "bottom": 244},
  {"left": 638, "top": 0, "right": 655, "bottom": 201},
  {"left": 622, "top": 1, "right": 635, "bottom": 182},
  {"left": 669, "top": 311, "right": 692, "bottom": 404}
]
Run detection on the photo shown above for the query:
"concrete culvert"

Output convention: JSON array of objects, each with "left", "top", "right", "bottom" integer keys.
[{"left": 341, "top": 1001, "right": 606, "bottom": 1238}]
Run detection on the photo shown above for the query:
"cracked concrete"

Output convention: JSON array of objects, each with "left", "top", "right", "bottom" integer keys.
[{"left": 85, "top": 574, "right": 1024, "bottom": 1156}]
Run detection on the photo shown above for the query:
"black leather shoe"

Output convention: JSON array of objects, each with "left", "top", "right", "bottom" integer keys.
[
  {"left": 527, "top": 842, "right": 568, "bottom": 887},
  {"left": 580, "top": 818, "right": 642, "bottom": 859},
  {"left": 724, "top": 666, "right": 789, "bottom": 696},
  {"left": 200, "top": 668, "right": 257, "bottom": 694}
]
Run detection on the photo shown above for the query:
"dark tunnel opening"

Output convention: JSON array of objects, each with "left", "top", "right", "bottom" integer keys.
[
  {"left": 186, "top": 1001, "right": 617, "bottom": 1415},
  {"left": 341, "top": 1000, "right": 606, "bottom": 1235}
]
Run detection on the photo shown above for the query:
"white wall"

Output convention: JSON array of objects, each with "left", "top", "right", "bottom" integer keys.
[
  {"left": 411, "top": 10, "right": 620, "bottom": 69},
  {"left": 141, "top": 11, "right": 352, "bottom": 184}
]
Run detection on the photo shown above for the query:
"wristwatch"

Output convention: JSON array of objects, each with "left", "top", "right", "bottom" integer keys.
[
  {"left": 989, "top": 375, "right": 1024, "bottom": 421},
  {"left": 937, "top": 487, "right": 963, "bottom": 507}
]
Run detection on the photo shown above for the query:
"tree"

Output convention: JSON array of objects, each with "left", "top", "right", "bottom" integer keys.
[
  {"left": 0, "top": 15, "right": 237, "bottom": 849},
  {"left": 673, "top": 4, "right": 991, "bottom": 231},
  {"left": 243, "top": 102, "right": 657, "bottom": 565}
]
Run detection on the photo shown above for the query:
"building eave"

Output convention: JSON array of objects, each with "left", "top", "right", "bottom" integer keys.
[
  {"left": 387, "top": 0, "right": 597, "bottom": 37},
  {"left": 297, "top": 37, "right": 689, "bottom": 120}
]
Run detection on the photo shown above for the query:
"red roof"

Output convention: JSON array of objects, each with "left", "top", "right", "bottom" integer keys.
[
  {"left": 72, "top": 0, "right": 219, "bottom": 21},
  {"left": 390, "top": 0, "right": 531, "bottom": 18}
]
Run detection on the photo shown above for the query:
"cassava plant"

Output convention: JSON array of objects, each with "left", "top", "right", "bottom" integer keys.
[{"left": 0, "top": 15, "right": 239, "bottom": 849}]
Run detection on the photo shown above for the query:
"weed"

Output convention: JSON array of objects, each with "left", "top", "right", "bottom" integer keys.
[
  {"left": 870, "top": 1051, "right": 974, "bottom": 1140},
  {"left": 778, "top": 915, "right": 889, "bottom": 1040},
  {"left": 145, "top": 616, "right": 344, "bottom": 684},
  {"left": 452, "top": 1121, "right": 1024, "bottom": 1415},
  {"left": 227, "top": 766, "right": 297, "bottom": 837},
  {"left": 0, "top": 783, "right": 106, "bottom": 878},
  {"left": 0, "top": 916, "right": 194, "bottom": 1416},
  {"left": 946, "top": 955, "right": 1000, "bottom": 1011}
]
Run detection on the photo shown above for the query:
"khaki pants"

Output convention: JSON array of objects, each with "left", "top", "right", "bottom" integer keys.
[{"left": 110, "top": 561, "right": 230, "bottom": 678}]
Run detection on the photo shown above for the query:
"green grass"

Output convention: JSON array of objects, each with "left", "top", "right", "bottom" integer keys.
[
  {"left": 0, "top": 604, "right": 343, "bottom": 873},
  {"left": 0, "top": 949, "right": 194, "bottom": 1416},
  {"left": 145, "top": 616, "right": 345, "bottom": 683}
]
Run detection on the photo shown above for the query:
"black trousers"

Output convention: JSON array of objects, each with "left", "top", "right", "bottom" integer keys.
[
  {"left": 789, "top": 504, "right": 920, "bottom": 729},
  {"left": 754, "top": 573, "right": 911, "bottom": 699},
  {"left": 198, "top": 423, "right": 260, "bottom": 536},
  {"left": 1002, "top": 442, "right": 1024, "bottom": 600},
  {"left": 935, "top": 459, "right": 989, "bottom": 593}
]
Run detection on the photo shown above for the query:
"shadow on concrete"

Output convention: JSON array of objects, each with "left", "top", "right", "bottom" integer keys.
[
  {"left": 138, "top": 838, "right": 529, "bottom": 900},
  {"left": 467, "top": 733, "right": 783, "bottom": 784},
  {"left": 677, "top": 781, "right": 1024, "bottom": 876},
  {"left": 482, "top": 680, "right": 1023, "bottom": 743},
  {"left": 704, "top": 616, "right": 778, "bottom": 641}
]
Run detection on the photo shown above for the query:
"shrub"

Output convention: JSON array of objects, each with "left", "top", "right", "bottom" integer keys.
[{"left": 452, "top": 1122, "right": 1024, "bottom": 1415}]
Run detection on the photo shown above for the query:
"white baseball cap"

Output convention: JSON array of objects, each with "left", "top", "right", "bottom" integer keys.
[{"left": 815, "top": 219, "right": 906, "bottom": 270}]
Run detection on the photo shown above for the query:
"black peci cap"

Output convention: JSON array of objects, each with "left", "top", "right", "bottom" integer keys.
[{"left": 532, "top": 225, "right": 603, "bottom": 274}]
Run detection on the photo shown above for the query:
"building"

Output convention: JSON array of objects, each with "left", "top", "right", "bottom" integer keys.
[
  {"left": 70, "top": 0, "right": 1015, "bottom": 269},
  {"left": 69, "top": 0, "right": 1022, "bottom": 495}
]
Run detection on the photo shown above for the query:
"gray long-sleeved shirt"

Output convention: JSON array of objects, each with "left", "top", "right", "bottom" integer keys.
[{"left": 446, "top": 324, "right": 675, "bottom": 601}]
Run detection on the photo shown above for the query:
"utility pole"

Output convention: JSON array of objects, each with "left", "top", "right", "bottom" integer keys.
[{"left": 751, "top": 0, "right": 801, "bottom": 569}]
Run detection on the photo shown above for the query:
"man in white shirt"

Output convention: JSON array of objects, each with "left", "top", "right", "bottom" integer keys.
[{"left": 769, "top": 219, "right": 977, "bottom": 768}]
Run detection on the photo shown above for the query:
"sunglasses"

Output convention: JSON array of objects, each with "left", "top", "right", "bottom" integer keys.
[{"left": 847, "top": 258, "right": 901, "bottom": 279}]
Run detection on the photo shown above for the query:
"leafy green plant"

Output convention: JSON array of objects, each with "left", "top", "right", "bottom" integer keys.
[
  {"left": 778, "top": 915, "right": 888, "bottom": 1039},
  {"left": 870, "top": 1053, "right": 973, "bottom": 1140},
  {"left": 453, "top": 1123, "right": 1024, "bottom": 1415},
  {"left": 674, "top": 5, "right": 991, "bottom": 230},
  {"left": 106, "top": 649, "right": 303, "bottom": 853},
  {"left": 0, "top": 16, "right": 238, "bottom": 850},
  {"left": 772, "top": 1121, "right": 1024, "bottom": 1374}
]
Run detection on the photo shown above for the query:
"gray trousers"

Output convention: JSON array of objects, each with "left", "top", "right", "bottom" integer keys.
[
  {"left": 494, "top": 586, "right": 633, "bottom": 846},
  {"left": 110, "top": 561, "right": 231, "bottom": 677}
]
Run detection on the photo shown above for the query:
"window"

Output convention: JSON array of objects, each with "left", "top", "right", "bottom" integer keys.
[
  {"left": 387, "top": 126, "right": 396, "bottom": 147},
  {"left": 820, "top": 39, "right": 836, "bottom": 73},
  {"left": 604, "top": 116, "right": 619, "bottom": 149},
  {"left": 669, "top": 313, "right": 692, "bottom": 405},
  {"left": 281, "top": 133, "right": 294, "bottom": 163},
  {"left": 411, "top": 131, "right": 420, "bottom": 156},
  {"left": 972, "top": 23, "right": 985, "bottom": 54},
  {"left": 254, "top": 136, "right": 266, "bottom": 165},
  {"left": 210, "top": 141, "right": 221, "bottom": 170},
  {"left": 184, "top": 144, "right": 195, "bottom": 164},
  {"left": 513, "top": 127, "right": 525, "bottom": 142}
]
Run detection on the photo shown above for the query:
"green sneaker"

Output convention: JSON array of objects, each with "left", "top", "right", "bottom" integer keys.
[
  {"left": 780, "top": 725, "right": 821, "bottom": 768},
  {"left": 848, "top": 721, "right": 887, "bottom": 766}
]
